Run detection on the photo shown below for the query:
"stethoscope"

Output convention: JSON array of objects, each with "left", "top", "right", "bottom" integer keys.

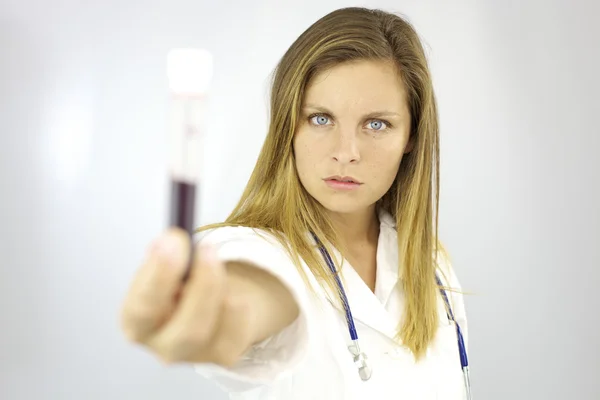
[{"left": 312, "top": 233, "right": 472, "bottom": 399}]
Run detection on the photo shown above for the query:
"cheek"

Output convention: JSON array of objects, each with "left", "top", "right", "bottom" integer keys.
[
  {"left": 293, "top": 134, "right": 316, "bottom": 180},
  {"left": 368, "top": 142, "right": 405, "bottom": 182},
  {"left": 294, "top": 131, "right": 320, "bottom": 168}
]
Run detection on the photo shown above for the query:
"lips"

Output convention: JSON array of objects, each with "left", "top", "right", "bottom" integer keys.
[
  {"left": 323, "top": 175, "right": 362, "bottom": 191},
  {"left": 324, "top": 175, "right": 362, "bottom": 184}
]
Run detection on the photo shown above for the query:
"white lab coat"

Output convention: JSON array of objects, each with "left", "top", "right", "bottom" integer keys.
[{"left": 194, "top": 208, "right": 468, "bottom": 400}]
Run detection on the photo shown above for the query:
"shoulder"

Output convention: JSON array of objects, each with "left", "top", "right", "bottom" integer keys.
[
  {"left": 194, "top": 226, "right": 293, "bottom": 258},
  {"left": 193, "top": 225, "right": 299, "bottom": 278},
  {"left": 435, "top": 246, "right": 469, "bottom": 341},
  {"left": 435, "top": 245, "right": 462, "bottom": 291}
]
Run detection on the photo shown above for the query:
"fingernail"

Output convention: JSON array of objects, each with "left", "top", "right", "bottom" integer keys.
[{"left": 155, "top": 232, "right": 183, "bottom": 265}]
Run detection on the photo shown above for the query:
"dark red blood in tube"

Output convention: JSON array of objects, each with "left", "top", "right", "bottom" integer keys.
[
  {"left": 170, "top": 179, "right": 197, "bottom": 280},
  {"left": 170, "top": 179, "right": 196, "bottom": 235}
]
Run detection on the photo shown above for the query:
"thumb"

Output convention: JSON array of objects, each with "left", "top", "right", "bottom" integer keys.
[{"left": 121, "top": 228, "right": 191, "bottom": 342}]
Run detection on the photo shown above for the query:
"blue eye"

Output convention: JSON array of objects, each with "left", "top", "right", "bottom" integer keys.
[
  {"left": 369, "top": 120, "right": 387, "bottom": 131},
  {"left": 310, "top": 114, "right": 331, "bottom": 126}
]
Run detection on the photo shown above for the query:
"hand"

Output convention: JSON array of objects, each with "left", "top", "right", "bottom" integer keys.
[{"left": 120, "top": 228, "right": 256, "bottom": 366}]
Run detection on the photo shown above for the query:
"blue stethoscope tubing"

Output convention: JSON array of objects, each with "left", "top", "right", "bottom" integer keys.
[
  {"left": 312, "top": 233, "right": 471, "bottom": 399},
  {"left": 435, "top": 274, "right": 472, "bottom": 399}
]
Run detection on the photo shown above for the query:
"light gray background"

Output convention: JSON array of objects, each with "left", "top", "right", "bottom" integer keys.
[{"left": 1, "top": 0, "right": 598, "bottom": 399}]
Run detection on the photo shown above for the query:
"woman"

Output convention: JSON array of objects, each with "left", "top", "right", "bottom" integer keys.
[{"left": 121, "top": 7, "right": 469, "bottom": 400}]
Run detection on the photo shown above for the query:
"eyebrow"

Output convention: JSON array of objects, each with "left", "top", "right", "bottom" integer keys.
[{"left": 302, "top": 103, "right": 403, "bottom": 119}]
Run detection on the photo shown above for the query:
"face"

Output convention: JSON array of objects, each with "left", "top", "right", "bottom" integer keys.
[{"left": 293, "top": 60, "right": 412, "bottom": 216}]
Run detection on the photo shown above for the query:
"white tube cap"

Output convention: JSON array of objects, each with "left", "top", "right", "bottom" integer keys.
[{"left": 167, "top": 48, "right": 214, "bottom": 95}]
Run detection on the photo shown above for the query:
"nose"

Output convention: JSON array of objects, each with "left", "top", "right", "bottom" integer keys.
[{"left": 331, "top": 129, "right": 360, "bottom": 164}]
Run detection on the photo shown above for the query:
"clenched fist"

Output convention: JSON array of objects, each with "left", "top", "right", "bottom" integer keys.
[{"left": 120, "top": 229, "right": 257, "bottom": 367}]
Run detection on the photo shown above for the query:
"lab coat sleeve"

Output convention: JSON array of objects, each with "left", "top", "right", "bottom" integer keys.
[
  {"left": 191, "top": 226, "right": 314, "bottom": 393},
  {"left": 437, "top": 250, "right": 469, "bottom": 349}
]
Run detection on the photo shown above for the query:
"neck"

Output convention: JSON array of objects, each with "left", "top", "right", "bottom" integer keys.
[{"left": 328, "top": 205, "right": 380, "bottom": 248}]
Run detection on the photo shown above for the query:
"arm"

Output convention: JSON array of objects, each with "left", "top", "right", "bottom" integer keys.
[
  {"left": 225, "top": 260, "right": 300, "bottom": 347},
  {"left": 120, "top": 228, "right": 304, "bottom": 369},
  {"left": 193, "top": 227, "right": 315, "bottom": 391}
]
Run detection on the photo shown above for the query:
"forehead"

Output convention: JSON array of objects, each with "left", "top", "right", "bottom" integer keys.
[{"left": 303, "top": 60, "right": 408, "bottom": 112}]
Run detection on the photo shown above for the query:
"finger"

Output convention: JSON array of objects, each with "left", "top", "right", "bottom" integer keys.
[
  {"left": 120, "top": 229, "right": 190, "bottom": 343},
  {"left": 148, "top": 244, "right": 226, "bottom": 362}
]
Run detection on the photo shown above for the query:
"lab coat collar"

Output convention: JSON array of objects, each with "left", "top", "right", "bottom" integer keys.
[
  {"left": 375, "top": 207, "right": 400, "bottom": 305},
  {"left": 377, "top": 206, "right": 397, "bottom": 230},
  {"left": 326, "top": 208, "right": 402, "bottom": 341}
]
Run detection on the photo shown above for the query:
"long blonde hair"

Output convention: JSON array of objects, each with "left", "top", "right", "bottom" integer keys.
[{"left": 198, "top": 7, "right": 441, "bottom": 360}]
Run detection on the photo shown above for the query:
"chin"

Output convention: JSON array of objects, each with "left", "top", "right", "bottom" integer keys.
[{"left": 316, "top": 196, "right": 373, "bottom": 215}]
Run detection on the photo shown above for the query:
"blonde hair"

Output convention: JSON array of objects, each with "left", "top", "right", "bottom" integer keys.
[{"left": 198, "top": 7, "right": 441, "bottom": 360}]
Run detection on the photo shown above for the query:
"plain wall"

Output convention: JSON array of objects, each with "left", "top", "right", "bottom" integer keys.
[{"left": 1, "top": 0, "right": 598, "bottom": 399}]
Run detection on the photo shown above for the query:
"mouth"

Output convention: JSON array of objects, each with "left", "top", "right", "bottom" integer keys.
[
  {"left": 323, "top": 176, "right": 363, "bottom": 190},
  {"left": 324, "top": 175, "right": 362, "bottom": 184}
]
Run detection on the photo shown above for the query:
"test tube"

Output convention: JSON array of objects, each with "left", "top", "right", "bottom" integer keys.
[{"left": 166, "top": 48, "right": 213, "bottom": 244}]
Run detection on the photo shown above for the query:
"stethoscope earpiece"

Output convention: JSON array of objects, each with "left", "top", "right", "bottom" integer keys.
[
  {"left": 354, "top": 353, "right": 372, "bottom": 381},
  {"left": 349, "top": 342, "right": 372, "bottom": 381}
]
